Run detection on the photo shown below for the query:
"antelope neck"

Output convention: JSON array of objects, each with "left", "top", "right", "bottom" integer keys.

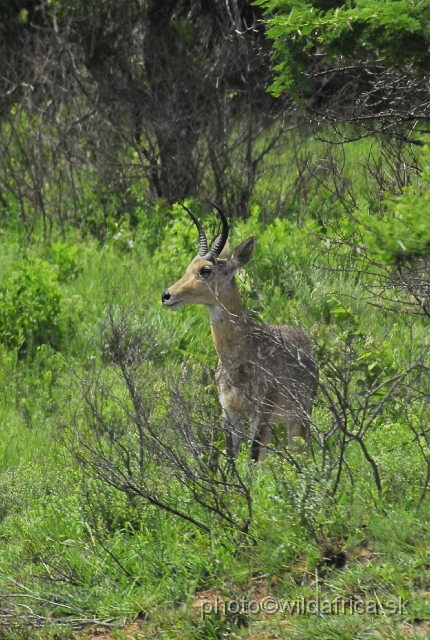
[{"left": 208, "top": 282, "right": 248, "bottom": 358}]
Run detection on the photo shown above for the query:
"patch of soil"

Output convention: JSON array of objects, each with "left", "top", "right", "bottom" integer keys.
[{"left": 81, "top": 622, "right": 142, "bottom": 640}]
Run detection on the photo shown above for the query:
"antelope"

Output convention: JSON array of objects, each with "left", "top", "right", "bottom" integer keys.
[{"left": 161, "top": 203, "right": 318, "bottom": 462}]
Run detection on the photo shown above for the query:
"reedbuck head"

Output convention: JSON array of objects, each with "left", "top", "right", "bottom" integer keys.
[
  {"left": 161, "top": 203, "right": 255, "bottom": 312},
  {"left": 162, "top": 203, "right": 318, "bottom": 462}
]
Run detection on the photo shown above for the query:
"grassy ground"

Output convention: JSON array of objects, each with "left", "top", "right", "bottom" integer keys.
[{"left": 1, "top": 138, "right": 430, "bottom": 639}]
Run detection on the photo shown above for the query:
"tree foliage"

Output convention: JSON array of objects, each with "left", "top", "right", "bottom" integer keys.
[
  {"left": 258, "top": 0, "right": 430, "bottom": 95},
  {"left": 258, "top": 0, "right": 430, "bottom": 143},
  {"left": 0, "top": 0, "right": 286, "bottom": 221}
]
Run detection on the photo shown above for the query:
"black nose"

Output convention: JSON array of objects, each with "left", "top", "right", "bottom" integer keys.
[{"left": 161, "top": 290, "right": 171, "bottom": 303}]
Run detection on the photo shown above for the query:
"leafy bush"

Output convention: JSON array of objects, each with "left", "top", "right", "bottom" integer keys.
[
  {"left": 50, "top": 242, "right": 81, "bottom": 282},
  {"left": 0, "top": 258, "right": 76, "bottom": 356},
  {"left": 357, "top": 153, "right": 430, "bottom": 264}
]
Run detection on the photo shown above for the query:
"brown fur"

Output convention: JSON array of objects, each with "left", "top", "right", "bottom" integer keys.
[{"left": 162, "top": 237, "right": 318, "bottom": 461}]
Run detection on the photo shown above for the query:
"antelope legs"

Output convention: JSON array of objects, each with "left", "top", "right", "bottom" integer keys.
[{"left": 222, "top": 408, "right": 243, "bottom": 460}]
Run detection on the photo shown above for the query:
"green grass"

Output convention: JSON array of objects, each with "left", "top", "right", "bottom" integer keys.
[{"left": 0, "top": 135, "right": 430, "bottom": 639}]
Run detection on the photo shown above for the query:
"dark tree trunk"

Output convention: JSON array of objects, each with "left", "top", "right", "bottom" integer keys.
[{"left": 143, "top": 0, "right": 199, "bottom": 202}]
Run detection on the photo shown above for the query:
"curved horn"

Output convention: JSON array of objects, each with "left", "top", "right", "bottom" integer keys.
[
  {"left": 206, "top": 202, "right": 229, "bottom": 260},
  {"left": 182, "top": 204, "right": 208, "bottom": 257}
]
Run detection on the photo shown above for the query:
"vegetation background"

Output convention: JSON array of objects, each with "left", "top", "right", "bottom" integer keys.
[{"left": 1, "top": 0, "right": 430, "bottom": 638}]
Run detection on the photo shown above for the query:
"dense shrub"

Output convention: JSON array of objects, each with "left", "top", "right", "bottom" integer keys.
[{"left": 0, "top": 258, "right": 74, "bottom": 356}]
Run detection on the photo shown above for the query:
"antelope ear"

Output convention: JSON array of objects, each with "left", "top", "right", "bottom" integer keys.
[{"left": 230, "top": 236, "right": 256, "bottom": 269}]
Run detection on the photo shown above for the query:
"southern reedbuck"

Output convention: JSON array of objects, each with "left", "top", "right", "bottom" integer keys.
[{"left": 161, "top": 203, "right": 318, "bottom": 461}]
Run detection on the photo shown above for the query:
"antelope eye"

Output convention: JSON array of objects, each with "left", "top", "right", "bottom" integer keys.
[{"left": 199, "top": 266, "right": 212, "bottom": 277}]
